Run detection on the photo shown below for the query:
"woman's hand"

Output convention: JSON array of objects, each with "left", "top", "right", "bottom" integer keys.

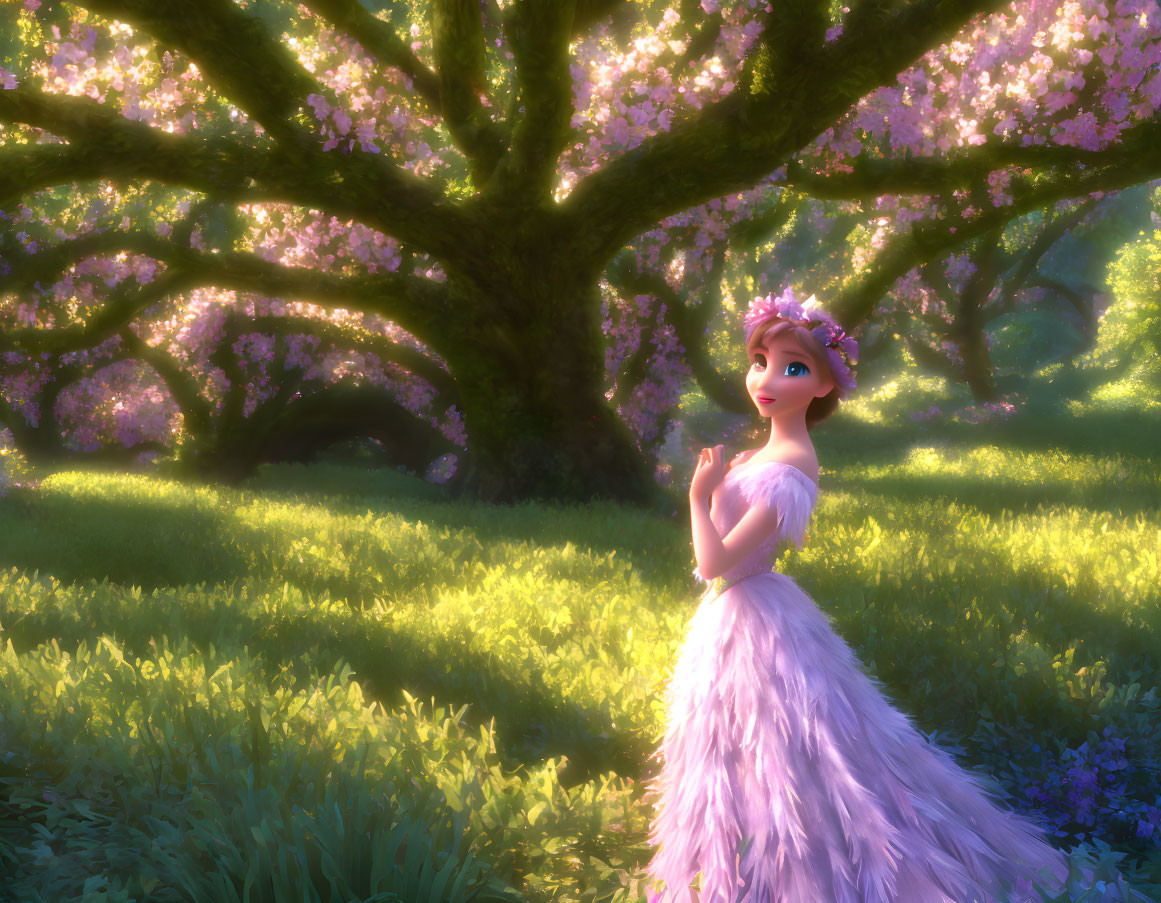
[{"left": 690, "top": 444, "right": 727, "bottom": 504}]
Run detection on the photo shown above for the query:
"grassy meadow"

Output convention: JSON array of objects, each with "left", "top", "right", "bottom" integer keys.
[{"left": 1, "top": 363, "right": 1160, "bottom": 902}]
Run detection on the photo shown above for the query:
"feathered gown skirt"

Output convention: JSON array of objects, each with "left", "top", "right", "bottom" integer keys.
[{"left": 643, "top": 571, "right": 1073, "bottom": 903}]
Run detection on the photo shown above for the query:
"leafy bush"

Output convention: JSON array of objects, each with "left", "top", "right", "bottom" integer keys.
[
  {"left": 1073, "top": 229, "right": 1161, "bottom": 414},
  {"left": 0, "top": 428, "right": 34, "bottom": 498}
]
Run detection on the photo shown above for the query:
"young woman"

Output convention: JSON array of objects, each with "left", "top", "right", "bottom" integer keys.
[{"left": 643, "top": 289, "right": 1142, "bottom": 902}]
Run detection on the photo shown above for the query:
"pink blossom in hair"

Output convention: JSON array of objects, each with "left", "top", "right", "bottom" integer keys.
[{"left": 744, "top": 288, "right": 858, "bottom": 397}]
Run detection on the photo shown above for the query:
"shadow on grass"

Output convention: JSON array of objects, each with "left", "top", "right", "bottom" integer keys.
[
  {"left": 989, "top": 407, "right": 1161, "bottom": 462},
  {"left": 0, "top": 469, "right": 692, "bottom": 602},
  {"left": 817, "top": 569, "right": 1159, "bottom": 747},
  {"left": 0, "top": 490, "right": 256, "bottom": 590},
  {"left": 816, "top": 385, "right": 1161, "bottom": 477},
  {"left": 0, "top": 577, "right": 646, "bottom": 791},
  {"left": 832, "top": 471, "right": 1161, "bottom": 518},
  {"left": 0, "top": 477, "right": 675, "bottom": 785},
  {"left": 1004, "top": 570, "right": 1161, "bottom": 685}
]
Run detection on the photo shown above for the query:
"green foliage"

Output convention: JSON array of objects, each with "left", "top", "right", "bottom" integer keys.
[
  {"left": 0, "top": 3, "right": 25, "bottom": 72},
  {"left": 1036, "top": 187, "right": 1153, "bottom": 295},
  {"left": 0, "top": 441, "right": 32, "bottom": 495},
  {"left": 988, "top": 310, "right": 1085, "bottom": 375},
  {"left": 1, "top": 386, "right": 1160, "bottom": 899},
  {"left": 0, "top": 634, "right": 523, "bottom": 902},
  {"left": 1081, "top": 229, "right": 1161, "bottom": 412},
  {"left": 838, "top": 364, "right": 957, "bottom": 428}
]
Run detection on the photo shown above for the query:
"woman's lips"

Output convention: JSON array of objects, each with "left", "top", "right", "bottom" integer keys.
[{"left": 758, "top": 396, "right": 775, "bottom": 404}]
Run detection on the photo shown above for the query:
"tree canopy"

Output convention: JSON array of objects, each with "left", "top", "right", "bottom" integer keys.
[{"left": 2, "top": 0, "right": 1161, "bottom": 502}]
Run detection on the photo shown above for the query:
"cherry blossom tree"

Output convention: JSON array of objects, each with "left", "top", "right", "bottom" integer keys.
[{"left": 3, "top": 0, "right": 1161, "bottom": 503}]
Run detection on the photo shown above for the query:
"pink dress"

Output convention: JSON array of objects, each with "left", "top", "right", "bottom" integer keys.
[{"left": 644, "top": 459, "right": 1133, "bottom": 903}]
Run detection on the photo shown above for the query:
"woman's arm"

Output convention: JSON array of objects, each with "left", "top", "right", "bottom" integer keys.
[
  {"left": 690, "top": 445, "right": 782, "bottom": 582},
  {"left": 691, "top": 496, "right": 782, "bottom": 582}
]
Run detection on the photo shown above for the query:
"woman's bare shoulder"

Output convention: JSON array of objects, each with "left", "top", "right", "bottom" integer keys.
[
  {"left": 736, "top": 446, "right": 819, "bottom": 484},
  {"left": 729, "top": 448, "right": 761, "bottom": 470}
]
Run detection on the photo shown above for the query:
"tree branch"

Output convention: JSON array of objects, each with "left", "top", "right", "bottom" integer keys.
[
  {"left": 574, "top": 0, "right": 625, "bottom": 34},
  {"left": 303, "top": 0, "right": 508, "bottom": 180},
  {"left": 830, "top": 143, "right": 1161, "bottom": 328},
  {"left": 429, "top": 0, "right": 507, "bottom": 184},
  {"left": 0, "top": 270, "right": 197, "bottom": 356},
  {"left": 1000, "top": 197, "right": 1102, "bottom": 303},
  {"left": 738, "top": 1, "right": 827, "bottom": 105},
  {"left": 784, "top": 118, "right": 1161, "bottom": 201},
  {"left": 118, "top": 326, "right": 214, "bottom": 436},
  {"left": 301, "top": 0, "right": 442, "bottom": 107},
  {"left": 670, "top": 0, "right": 723, "bottom": 73},
  {"left": 487, "top": 0, "right": 577, "bottom": 201},
  {"left": 561, "top": 0, "right": 1008, "bottom": 265},
  {"left": 243, "top": 315, "right": 460, "bottom": 406},
  {"left": 901, "top": 331, "right": 963, "bottom": 381},
  {"left": 209, "top": 309, "right": 250, "bottom": 437},
  {"left": 726, "top": 190, "right": 796, "bottom": 250},
  {"left": 78, "top": 0, "right": 322, "bottom": 150},
  {"left": 0, "top": 88, "right": 477, "bottom": 262},
  {"left": 918, "top": 259, "right": 961, "bottom": 325},
  {"left": 0, "top": 144, "right": 117, "bottom": 208},
  {"left": 0, "top": 88, "right": 262, "bottom": 198},
  {"left": 606, "top": 252, "right": 747, "bottom": 414},
  {"left": 1028, "top": 276, "right": 1102, "bottom": 330},
  {"left": 1, "top": 232, "right": 457, "bottom": 357},
  {"left": 608, "top": 294, "right": 661, "bottom": 411}
]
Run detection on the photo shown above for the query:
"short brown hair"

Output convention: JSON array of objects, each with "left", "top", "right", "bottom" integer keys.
[{"left": 746, "top": 318, "right": 841, "bottom": 429}]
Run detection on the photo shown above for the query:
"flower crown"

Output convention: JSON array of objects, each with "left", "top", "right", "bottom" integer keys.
[{"left": 743, "top": 287, "right": 858, "bottom": 396}]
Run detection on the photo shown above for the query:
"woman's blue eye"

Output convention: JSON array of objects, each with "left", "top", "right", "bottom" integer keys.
[{"left": 784, "top": 361, "right": 810, "bottom": 377}]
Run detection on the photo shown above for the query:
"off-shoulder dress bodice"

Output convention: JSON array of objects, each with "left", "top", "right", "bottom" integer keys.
[{"left": 693, "top": 460, "right": 820, "bottom": 586}]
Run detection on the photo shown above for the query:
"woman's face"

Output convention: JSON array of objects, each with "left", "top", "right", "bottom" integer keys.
[{"left": 745, "top": 328, "right": 835, "bottom": 420}]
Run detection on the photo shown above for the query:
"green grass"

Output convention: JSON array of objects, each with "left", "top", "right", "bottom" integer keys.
[{"left": 1, "top": 370, "right": 1160, "bottom": 901}]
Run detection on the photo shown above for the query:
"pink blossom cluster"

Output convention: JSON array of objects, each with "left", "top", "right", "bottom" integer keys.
[
  {"left": 600, "top": 286, "right": 693, "bottom": 446},
  {"left": 910, "top": 404, "right": 945, "bottom": 422},
  {"left": 559, "top": 4, "right": 768, "bottom": 195},
  {"left": 955, "top": 397, "right": 1020, "bottom": 422},
  {"left": 816, "top": 0, "right": 1161, "bottom": 168},
  {"left": 1, "top": 270, "right": 465, "bottom": 462},
  {"left": 248, "top": 206, "right": 403, "bottom": 275},
  {"left": 56, "top": 359, "right": 179, "bottom": 452},
  {"left": 306, "top": 93, "right": 380, "bottom": 154}
]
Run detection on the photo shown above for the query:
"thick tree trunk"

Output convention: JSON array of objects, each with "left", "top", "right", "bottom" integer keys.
[
  {"left": 460, "top": 384, "right": 662, "bottom": 506},
  {"left": 956, "top": 236, "right": 1002, "bottom": 404},
  {"left": 442, "top": 258, "right": 667, "bottom": 507},
  {"left": 958, "top": 328, "right": 999, "bottom": 403},
  {"left": 6, "top": 424, "right": 70, "bottom": 466},
  {"left": 0, "top": 367, "right": 77, "bottom": 465},
  {"left": 178, "top": 442, "right": 262, "bottom": 486}
]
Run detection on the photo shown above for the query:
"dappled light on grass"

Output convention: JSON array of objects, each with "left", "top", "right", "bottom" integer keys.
[
  {"left": 0, "top": 466, "right": 690, "bottom": 602},
  {"left": 837, "top": 372, "right": 954, "bottom": 426},
  {"left": 2, "top": 401, "right": 1160, "bottom": 898},
  {"left": 830, "top": 443, "right": 1160, "bottom": 517}
]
